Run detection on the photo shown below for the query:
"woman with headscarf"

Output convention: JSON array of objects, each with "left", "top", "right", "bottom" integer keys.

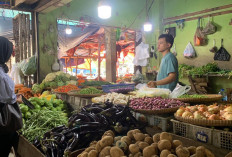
[{"left": 0, "top": 36, "right": 21, "bottom": 156}]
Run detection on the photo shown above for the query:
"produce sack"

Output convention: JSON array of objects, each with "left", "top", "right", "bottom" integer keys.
[
  {"left": 183, "top": 42, "right": 196, "bottom": 58},
  {"left": 202, "top": 21, "right": 216, "bottom": 35},
  {"left": 214, "top": 39, "right": 230, "bottom": 61},
  {"left": 194, "top": 18, "right": 205, "bottom": 46},
  {"left": 170, "top": 83, "right": 191, "bottom": 98},
  {"left": 136, "top": 87, "right": 171, "bottom": 98},
  {"left": 20, "top": 55, "right": 37, "bottom": 76}
]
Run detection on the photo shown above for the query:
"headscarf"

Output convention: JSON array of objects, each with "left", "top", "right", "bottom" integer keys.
[{"left": 0, "top": 36, "right": 13, "bottom": 73}]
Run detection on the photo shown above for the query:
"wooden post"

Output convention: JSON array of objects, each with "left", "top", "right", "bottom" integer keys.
[{"left": 104, "top": 27, "right": 117, "bottom": 82}]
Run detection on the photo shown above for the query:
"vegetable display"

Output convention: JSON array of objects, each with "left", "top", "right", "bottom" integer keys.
[
  {"left": 178, "top": 94, "right": 208, "bottom": 98},
  {"left": 130, "top": 97, "right": 186, "bottom": 110},
  {"left": 53, "top": 84, "right": 79, "bottom": 93},
  {"left": 78, "top": 130, "right": 215, "bottom": 157},
  {"left": 175, "top": 104, "right": 232, "bottom": 120},
  {"left": 81, "top": 81, "right": 111, "bottom": 87},
  {"left": 22, "top": 109, "right": 68, "bottom": 142},
  {"left": 76, "top": 87, "right": 103, "bottom": 95},
  {"left": 34, "top": 102, "right": 143, "bottom": 156},
  {"left": 92, "top": 92, "right": 137, "bottom": 105},
  {"left": 15, "top": 84, "right": 40, "bottom": 98}
]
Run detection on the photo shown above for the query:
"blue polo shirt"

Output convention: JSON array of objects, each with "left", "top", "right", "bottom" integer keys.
[{"left": 157, "top": 52, "right": 178, "bottom": 91}]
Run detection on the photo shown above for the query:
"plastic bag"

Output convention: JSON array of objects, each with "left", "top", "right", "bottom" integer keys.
[
  {"left": 136, "top": 87, "right": 171, "bottom": 98},
  {"left": 202, "top": 21, "right": 216, "bottom": 35},
  {"left": 183, "top": 42, "right": 196, "bottom": 58},
  {"left": 20, "top": 55, "right": 37, "bottom": 76},
  {"left": 170, "top": 83, "right": 191, "bottom": 98},
  {"left": 194, "top": 18, "right": 205, "bottom": 46},
  {"left": 214, "top": 39, "right": 230, "bottom": 61},
  {"left": 171, "top": 43, "right": 177, "bottom": 56},
  {"left": 11, "top": 63, "right": 23, "bottom": 84},
  {"left": 132, "top": 70, "right": 144, "bottom": 84}
]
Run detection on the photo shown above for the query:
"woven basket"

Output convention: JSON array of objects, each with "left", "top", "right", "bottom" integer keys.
[
  {"left": 174, "top": 94, "right": 222, "bottom": 103},
  {"left": 174, "top": 114, "right": 232, "bottom": 127}
]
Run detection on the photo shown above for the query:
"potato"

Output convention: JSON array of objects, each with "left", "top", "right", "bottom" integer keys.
[
  {"left": 104, "top": 130, "right": 115, "bottom": 137},
  {"left": 80, "top": 152, "right": 88, "bottom": 157},
  {"left": 116, "top": 140, "right": 128, "bottom": 151},
  {"left": 95, "top": 141, "right": 102, "bottom": 153},
  {"left": 144, "top": 137, "right": 153, "bottom": 145},
  {"left": 187, "top": 146, "right": 196, "bottom": 155},
  {"left": 172, "top": 140, "right": 182, "bottom": 149},
  {"left": 110, "top": 146, "right": 124, "bottom": 157},
  {"left": 158, "top": 140, "right": 172, "bottom": 151},
  {"left": 138, "top": 142, "right": 149, "bottom": 150},
  {"left": 190, "top": 155, "right": 196, "bottom": 157},
  {"left": 133, "top": 133, "right": 145, "bottom": 141},
  {"left": 144, "top": 134, "right": 151, "bottom": 138},
  {"left": 100, "top": 136, "right": 114, "bottom": 148},
  {"left": 225, "top": 152, "right": 232, "bottom": 157},
  {"left": 205, "top": 148, "right": 215, "bottom": 157},
  {"left": 121, "top": 136, "right": 131, "bottom": 145},
  {"left": 151, "top": 142, "right": 158, "bottom": 148},
  {"left": 196, "top": 146, "right": 205, "bottom": 157},
  {"left": 167, "top": 154, "right": 177, "bottom": 157},
  {"left": 114, "top": 136, "right": 122, "bottom": 143},
  {"left": 160, "top": 149, "right": 171, "bottom": 157},
  {"left": 160, "top": 132, "right": 172, "bottom": 142},
  {"left": 134, "top": 152, "right": 142, "bottom": 157},
  {"left": 151, "top": 156, "right": 159, "bottom": 157},
  {"left": 127, "top": 130, "right": 134, "bottom": 139},
  {"left": 88, "top": 150, "right": 98, "bottom": 157},
  {"left": 99, "top": 146, "right": 111, "bottom": 157},
  {"left": 132, "top": 129, "right": 141, "bottom": 134},
  {"left": 84, "top": 147, "right": 95, "bottom": 153},
  {"left": 129, "top": 144, "right": 140, "bottom": 154},
  {"left": 175, "top": 145, "right": 183, "bottom": 151},
  {"left": 153, "top": 133, "right": 160, "bottom": 143},
  {"left": 129, "top": 154, "right": 133, "bottom": 157},
  {"left": 176, "top": 147, "right": 190, "bottom": 157},
  {"left": 135, "top": 141, "right": 142, "bottom": 146},
  {"left": 89, "top": 141, "right": 97, "bottom": 147},
  {"left": 143, "top": 146, "right": 158, "bottom": 157}
]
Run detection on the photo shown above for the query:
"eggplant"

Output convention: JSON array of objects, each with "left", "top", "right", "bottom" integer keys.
[{"left": 85, "top": 107, "right": 104, "bottom": 113}]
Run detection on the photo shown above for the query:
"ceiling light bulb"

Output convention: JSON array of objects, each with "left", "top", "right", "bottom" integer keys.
[
  {"left": 143, "top": 22, "right": 152, "bottom": 32},
  {"left": 98, "top": 1, "right": 111, "bottom": 19},
  {"left": 65, "top": 27, "right": 72, "bottom": 34}
]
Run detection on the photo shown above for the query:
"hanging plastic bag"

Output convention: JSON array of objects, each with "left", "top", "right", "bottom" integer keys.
[
  {"left": 170, "top": 83, "right": 191, "bottom": 98},
  {"left": 194, "top": 18, "right": 205, "bottom": 46},
  {"left": 20, "top": 55, "right": 37, "bottom": 76},
  {"left": 202, "top": 18, "right": 216, "bottom": 35},
  {"left": 214, "top": 39, "right": 230, "bottom": 61},
  {"left": 183, "top": 42, "right": 196, "bottom": 58},
  {"left": 171, "top": 43, "right": 177, "bottom": 56},
  {"left": 11, "top": 63, "right": 23, "bottom": 84}
]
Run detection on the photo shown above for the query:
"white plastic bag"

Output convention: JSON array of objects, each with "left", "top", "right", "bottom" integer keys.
[
  {"left": 11, "top": 63, "right": 23, "bottom": 84},
  {"left": 135, "top": 83, "right": 147, "bottom": 90},
  {"left": 136, "top": 87, "right": 171, "bottom": 98},
  {"left": 170, "top": 83, "right": 191, "bottom": 98},
  {"left": 171, "top": 44, "right": 177, "bottom": 56},
  {"left": 183, "top": 42, "right": 196, "bottom": 58}
]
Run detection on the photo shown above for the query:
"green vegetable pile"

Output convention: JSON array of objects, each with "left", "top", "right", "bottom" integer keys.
[
  {"left": 81, "top": 81, "right": 111, "bottom": 87},
  {"left": 19, "top": 96, "right": 67, "bottom": 122},
  {"left": 21, "top": 55, "right": 37, "bottom": 76},
  {"left": 22, "top": 109, "right": 68, "bottom": 142},
  {"left": 179, "top": 62, "right": 232, "bottom": 78},
  {"left": 77, "top": 87, "right": 103, "bottom": 95},
  {"left": 178, "top": 94, "right": 208, "bottom": 98},
  {"left": 32, "top": 71, "right": 77, "bottom": 93}
]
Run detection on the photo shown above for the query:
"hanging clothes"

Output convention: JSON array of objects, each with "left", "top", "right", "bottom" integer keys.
[{"left": 133, "top": 42, "right": 149, "bottom": 66}]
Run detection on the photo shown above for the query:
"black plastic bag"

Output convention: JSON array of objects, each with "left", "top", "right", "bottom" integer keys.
[
  {"left": 214, "top": 39, "right": 230, "bottom": 61},
  {"left": 0, "top": 102, "right": 23, "bottom": 133}
]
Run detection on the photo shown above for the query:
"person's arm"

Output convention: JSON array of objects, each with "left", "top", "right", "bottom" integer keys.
[{"left": 147, "top": 72, "right": 176, "bottom": 87}]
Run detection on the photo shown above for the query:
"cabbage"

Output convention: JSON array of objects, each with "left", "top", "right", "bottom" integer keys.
[
  {"left": 21, "top": 56, "right": 37, "bottom": 76},
  {"left": 32, "top": 84, "right": 42, "bottom": 93}
]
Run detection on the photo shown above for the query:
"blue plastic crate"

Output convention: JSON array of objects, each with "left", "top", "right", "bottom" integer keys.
[{"left": 102, "top": 83, "right": 135, "bottom": 93}]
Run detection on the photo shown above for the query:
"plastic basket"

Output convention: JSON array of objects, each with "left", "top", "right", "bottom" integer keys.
[
  {"left": 102, "top": 83, "right": 135, "bottom": 93},
  {"left": 171, "top": 119, "right": 213, "bottom": 144},
  {"left": 132, "top": 111, "right": 173, "bottom": 131},
  {"left": 213, "top": 129, "right": 232, "bottom": 150}
]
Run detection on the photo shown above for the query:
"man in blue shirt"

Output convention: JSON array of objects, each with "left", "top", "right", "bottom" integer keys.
[{"left": 148, "top": 34, "right": 178, "bottom": 91}]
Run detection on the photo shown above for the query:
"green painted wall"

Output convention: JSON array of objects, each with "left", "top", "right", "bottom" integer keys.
[
  {"left": 37, "top": 0, "right": 163, "bottom": 81},
  {"left": 162, "top": 0, "right": 232, "bottom": 93}
]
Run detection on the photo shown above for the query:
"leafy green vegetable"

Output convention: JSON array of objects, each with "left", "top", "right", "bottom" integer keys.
[
  {"left": 82, "top": 81, "right": 111, "bottom": 87},
  {"left": 77, "top": 87, "right": 103, "bottom": 94},
  {"left": 178, "top": 94, "right": 208, "bottom": 98},
  {"left": 21, "top": 56, "right": 37, "bottom": 76},
  {"left": 32, "top": 84, "right": 42, "bottom": 93}
]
